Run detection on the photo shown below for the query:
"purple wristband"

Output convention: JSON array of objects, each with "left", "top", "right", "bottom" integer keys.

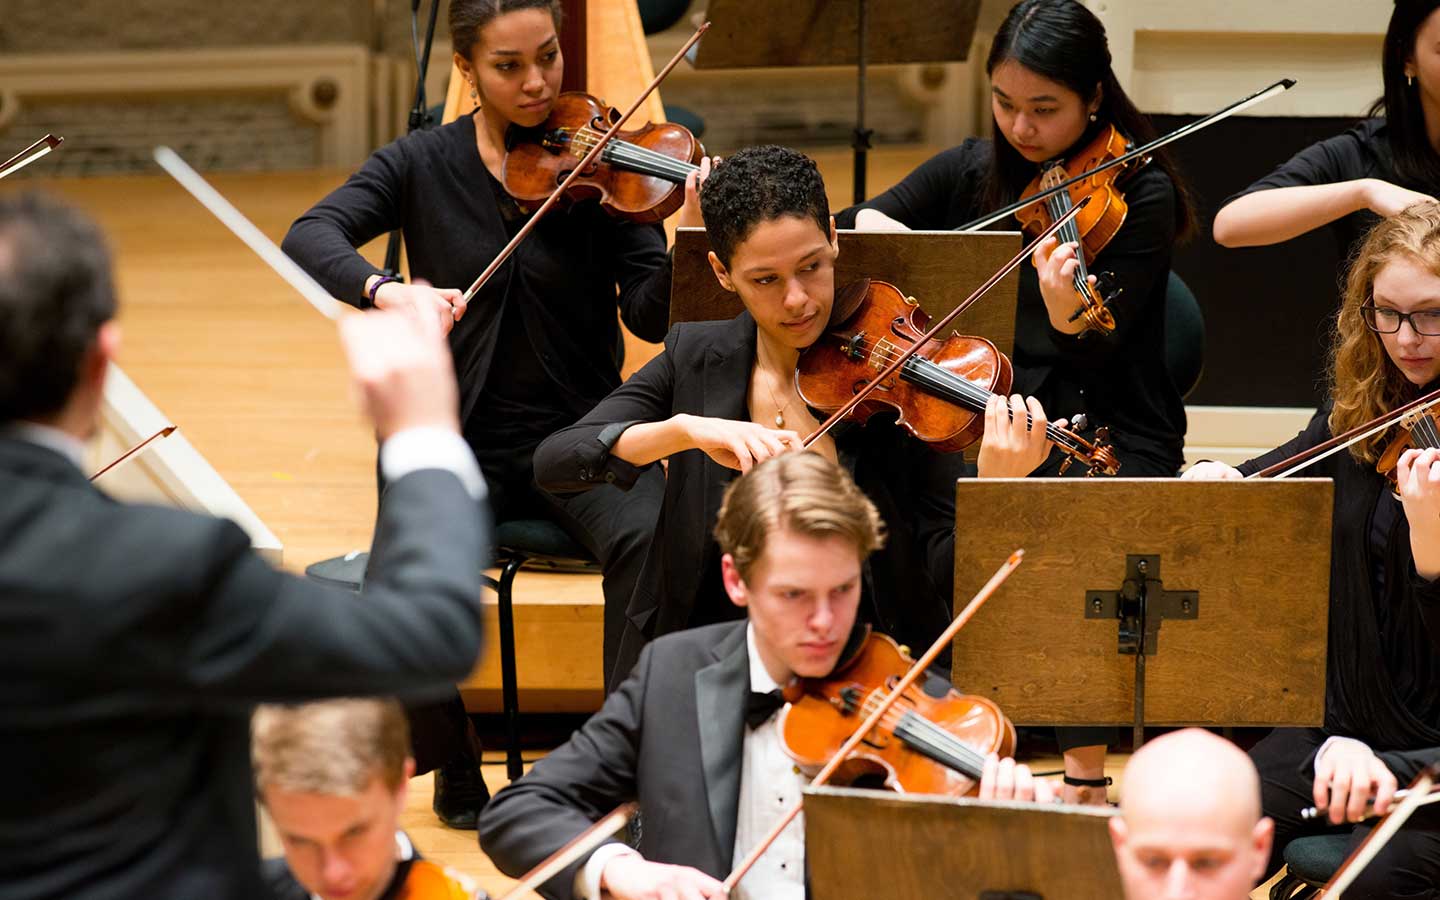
[{"left": 366, "top": 275, "right": 402, "bottom": 307}]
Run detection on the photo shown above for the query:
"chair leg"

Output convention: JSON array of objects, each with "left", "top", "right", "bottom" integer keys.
[{"left": 497, "top": 555, "right": 527, "bottom": 783}]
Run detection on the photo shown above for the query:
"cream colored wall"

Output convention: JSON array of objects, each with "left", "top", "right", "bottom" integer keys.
[{"left": 1088, "top": 0, "right": 1388, "bottom": 117}]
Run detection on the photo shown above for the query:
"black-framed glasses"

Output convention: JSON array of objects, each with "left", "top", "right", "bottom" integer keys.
[{"left": 1361, "top": 303, "right": 1440, "bottom": 336}]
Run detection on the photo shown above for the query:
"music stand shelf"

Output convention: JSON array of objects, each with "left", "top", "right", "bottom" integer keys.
[
  {"left": 951, "top": 478, "right": 1332, "bottom": 746},
  {"left": 805, "top": 785, "right": 1123, "bottom": 899}
]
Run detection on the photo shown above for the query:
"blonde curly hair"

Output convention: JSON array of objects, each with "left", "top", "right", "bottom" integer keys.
[{"left": 1330, "top": 200, "right": 1440, "bottom": 463}]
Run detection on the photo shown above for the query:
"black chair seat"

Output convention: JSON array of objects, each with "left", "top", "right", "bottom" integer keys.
[
  {"left": 495, "top": 519, "right": 596, "bottom": 569},
  {"left": 304, "top": 551, "right": 367, "bottom": 592},
  {"left": 1283, "top": 833, "right": 1350, "bottom": 885}
]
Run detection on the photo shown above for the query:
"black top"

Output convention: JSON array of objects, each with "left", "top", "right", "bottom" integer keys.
[
  {"left": 281, "top": 115, "right": 673, "bottom": 457},
  {"left": 836, "top": 137, "right": 1185, "bottom": 475},
  {"left": 1223, "top": 118, "right": 1427, "bottom": 262},
  {"left": 1238, "top": 409, "right": 1440, "bottom": 750},
  {"left": 533, "top": 312, "right": 971, "bottom": 685},
  {"left": 480, "top": 622, "right": 759, "bottom": 897},
  {"left": 0, "top": 439, "right": 485, "bottom": 900}
]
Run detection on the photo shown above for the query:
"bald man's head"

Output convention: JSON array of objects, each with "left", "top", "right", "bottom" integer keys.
[{"left": 1109, "top": 729, "right": 1273, "bottom": 900}]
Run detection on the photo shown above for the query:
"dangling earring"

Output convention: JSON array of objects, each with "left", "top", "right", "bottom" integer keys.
[
  {"left": 1089, "top": 112, "right": 1098, "bottom": 122},
  {"left": 469, "top": 80, "right": 478, "bottom": 101},
  {"left": 1409, "top": 74, "right": 1417, "bottom": 88}
]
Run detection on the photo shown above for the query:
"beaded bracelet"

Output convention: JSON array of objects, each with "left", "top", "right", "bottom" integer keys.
[{"left": 366, "top": 275, "right": 403, "bottom": 307}]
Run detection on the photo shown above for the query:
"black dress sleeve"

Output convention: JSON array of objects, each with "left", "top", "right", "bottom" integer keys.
[
  {"left": 478, "top": 641, "right": 651, "bottom": 900},
  {"left": 532, "top": 327, "right": 682, "bottom": 492},
  {"left": 281, "top": 141, "right": 411, "bottom": 308},
  {"left": 835, "top": 141, "right": 987, "bottom": 230},
  {"left": 610, "top": 223, "right": 673, "bottom": 343},
  {"left": 1234, "top": 408, "right": 1333, "bottom": 477},
  {"left": 1045, "top": 168, "right": 1175, "bottom": 365},
  {"left": 1221, "top": 123, "right": 1376, "bottom": 207}
]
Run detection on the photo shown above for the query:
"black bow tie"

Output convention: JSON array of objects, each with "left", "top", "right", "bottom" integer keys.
[{"left": 746, "top": 689, "right": 785, "bottom": 729}]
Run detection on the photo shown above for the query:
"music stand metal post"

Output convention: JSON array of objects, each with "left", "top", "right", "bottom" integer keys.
[
  {"left": 690, "top": 0, "right": 981, "bottom": 204},
  {"left": 805, "top": 786, "right": 1124, "bottom": 899},
  {"left": 949, "top": 479, "right": 1332, "bottom": 748}
]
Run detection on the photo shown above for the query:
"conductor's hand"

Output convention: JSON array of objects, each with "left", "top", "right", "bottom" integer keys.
[
  {"left": 978, "top": 753, "right": 1059, "bottom": 805},
  {"left": 1362, "top": 178, "right": 1437, "bottom": 217},
  {"left": 680, "top": 414, "right": 800, "bottom": 472},
  {"left": 976, "top": 393, "right": 1062, "bottom": 478},
  {"left": 372, "top": 278, "right": 466, "bottom": 336},
  {"left": 600, "top": 854, "right": 726, "bottom": 900},
  {"left": 676, "top": 155, "right": 719, "bottom": 231},
  {"left": 1312, "top": 737, "right": 1398, "bottom": 826},
  {"left": 1181, "top": 461, "right": 1243, "bottom": 480},
  {"left": 339, "top": 307, "right": 460, "bottom": 442}
]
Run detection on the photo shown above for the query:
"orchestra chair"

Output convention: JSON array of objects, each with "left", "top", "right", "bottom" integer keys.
[
  {"left": 484, "top": 521, "right": 601, "bottom": 782},
  {"left": 1267, "top": 833, "right": 1349, "bottom": 900},
  {"left": 1165, "top": 271, "right": 1205, "bottom": 400}
]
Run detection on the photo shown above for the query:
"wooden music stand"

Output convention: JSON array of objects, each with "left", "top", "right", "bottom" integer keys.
[
  {"left": 690, "top": 0, "right": 981, "bottom": 202},
  {"left": 949, "top": 479, "right": 1333, "bottom": 747},
  {"left": 804, "top": 786, "right": 1124, "bottom": 899},
  {"left": 670, "top": 227, "right": 1021, "bottom": 358}
]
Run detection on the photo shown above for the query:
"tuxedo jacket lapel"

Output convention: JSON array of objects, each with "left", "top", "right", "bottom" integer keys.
[
  {"left": 700, "top": 313, "right": 756, "bottom": 524},
  {"left": 694, "top": 622, "right": 749, "bottom": 866}
]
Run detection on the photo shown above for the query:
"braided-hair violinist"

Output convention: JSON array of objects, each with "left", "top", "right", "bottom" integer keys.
[{"left": 283, "top": 0, "right": 698, "bottom": 827}]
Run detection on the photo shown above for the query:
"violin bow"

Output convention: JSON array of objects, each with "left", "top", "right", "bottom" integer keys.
[
  {"left": 722, "top": 549, "right": 1025, "bottom": 895},
  {"left": 495, "top": 801, "right": 638, "bottom": 900},
  {"left": 955, "top": 79, "right": 1296, "bottom": 233},
  {"left": 0, "top": 134, "right": 63, "bottom": 181},
  {"left": 1246, "top": 386, "right": 1440, "bottom": 479},
  {"left": 89, "top": 425, "right": 177, "bottom": 482},
  {"left": 153, "top": 146, "right": 344, "bottom": 322},
  {"left": 1322, "top": 763, "right": 1440, "bottom": 897},
  {"left": 801, "top": 200, "right": 1087, "bottom": 450},
  {"left": 459, "top": 21, "right": 710, "bottom": 307}
]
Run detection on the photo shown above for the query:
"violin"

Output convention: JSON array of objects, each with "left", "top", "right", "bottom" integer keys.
[
  {"left": 779, "top": 629, "right": 1015, "bottom": 796},
  {"left": 1013, "top": 124, "right": 1147, "bottom": 336},
  {"left": 502, "top": 91, "right": 703, "bottom": 224},
  {"left": 795, "top": 278, "right": 1120, "bottom": 475},
  {"left": 1376, "top": 405, "right": 1440, "bottom": 485}
]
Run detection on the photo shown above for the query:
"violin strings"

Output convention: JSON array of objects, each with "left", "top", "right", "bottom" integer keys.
[
  {"left": 564, "top": 127, "right": 698, "bottom": 181},
  {"left": 853, "top": 691, "right": 989, "bottom": 777},
  {"left": 1044, "top": 187, "right": 1091, "bottom": 297},
  {"left": 557, "top": 127, "right": 695, "bottom": 181},
  {"left": 1416, "top": 415, "right": 1440, "bottom": 450},
  {"left": 842, "top": 336, "right": 1085, "bottom": 452}
]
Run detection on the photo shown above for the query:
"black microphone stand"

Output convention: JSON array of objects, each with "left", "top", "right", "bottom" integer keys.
[{"left": 382, "top": 0, "right": 443, "bottom": 277}]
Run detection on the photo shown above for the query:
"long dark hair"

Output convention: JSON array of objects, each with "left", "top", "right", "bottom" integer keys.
[
  {"left": 980, "top": 0, "right": 1196, "bottom": 241},
  {"left": 450, "top": 0, "right": 564, "bottom": 61},
  {"left": 1369, "top": 1, "right": 1440, "bottom": 188}
]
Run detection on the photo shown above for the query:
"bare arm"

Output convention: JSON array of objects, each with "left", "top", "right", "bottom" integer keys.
[{"left": 1213, "top": 179, "right": 1434, "bottom": 247}]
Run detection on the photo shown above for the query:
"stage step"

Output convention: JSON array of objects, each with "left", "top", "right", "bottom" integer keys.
[{"left": 460, "top": 569, "right": 606, "bottom": 714}]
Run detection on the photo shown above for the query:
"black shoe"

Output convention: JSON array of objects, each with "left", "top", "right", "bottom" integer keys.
[{"left": 432, "top": 759, "right": 490, "bottom": 829}]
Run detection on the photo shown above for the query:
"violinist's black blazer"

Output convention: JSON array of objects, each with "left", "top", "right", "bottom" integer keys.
[
  {"left": 0, "top": 436, "right": 486, "bottom": 900},
  {"left": 533, "top": 311, "right": 970, "bottom": 686},
  {"left": 479, "top": 621, "right": 752, "bottom": 897}
]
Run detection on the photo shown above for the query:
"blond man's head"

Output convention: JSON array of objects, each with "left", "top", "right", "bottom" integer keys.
[{"left": 252, "top": 698, "right": 417, "bottom": 900}]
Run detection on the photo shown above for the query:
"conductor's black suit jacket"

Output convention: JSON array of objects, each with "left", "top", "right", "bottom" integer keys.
[
  {"left": 479, "top": 621, "right": 753, "bottom": 898},
  {"left": 0, "top": 435, "right": 487, "bottom": 900}
]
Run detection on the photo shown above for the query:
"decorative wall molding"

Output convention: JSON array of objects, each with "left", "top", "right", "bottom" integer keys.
[{"left": 0, "top": 45, "right": 374, "bottom": 169}]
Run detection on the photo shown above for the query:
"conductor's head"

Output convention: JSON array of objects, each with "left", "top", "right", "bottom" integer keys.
[
  {"left": 1110, "top": 728, "right": 1273, "bottom": 900},
  {"left": 0, "top": 192, "right": 118, "bottom": 437}
]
